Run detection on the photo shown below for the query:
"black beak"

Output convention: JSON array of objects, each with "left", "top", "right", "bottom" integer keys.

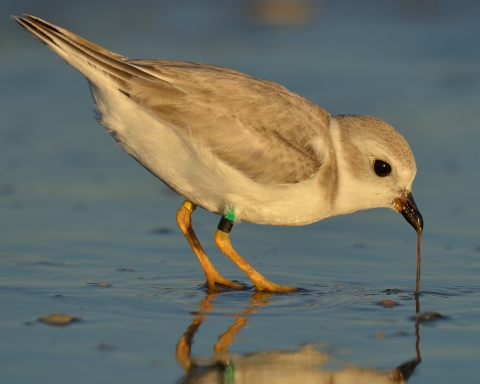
[{"left": 395, "top": 192, "right": 423, "bottom": 235}]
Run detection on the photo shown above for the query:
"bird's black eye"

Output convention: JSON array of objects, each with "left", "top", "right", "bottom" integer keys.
[{"left": 373, "top": 159, "right": 392, "bottom": 177}]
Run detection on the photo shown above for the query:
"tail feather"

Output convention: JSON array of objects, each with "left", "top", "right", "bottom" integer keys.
[{"left": 12, "top": 15, "right": 158, "bottom": 88}]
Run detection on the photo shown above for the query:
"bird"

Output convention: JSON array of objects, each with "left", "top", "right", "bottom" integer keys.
[{"left": 13, "top": 15, "right": 423, "bottom": 293}]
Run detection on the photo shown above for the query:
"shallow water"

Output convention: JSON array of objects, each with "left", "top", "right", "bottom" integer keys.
[{"left": 1, "top": 1, "right": 480, "bottom": 383}]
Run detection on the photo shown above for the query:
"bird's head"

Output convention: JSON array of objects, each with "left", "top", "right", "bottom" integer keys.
[{"left": 332, "top": 114, "right": 423, "bottom": 234}]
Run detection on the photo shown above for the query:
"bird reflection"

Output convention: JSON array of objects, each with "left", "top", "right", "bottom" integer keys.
[
  {"left": 176, "top": 292, "right": 422, "bottom": 383},
  {"left": 176, "top": 292, "right": 273, "bottom": 369}
]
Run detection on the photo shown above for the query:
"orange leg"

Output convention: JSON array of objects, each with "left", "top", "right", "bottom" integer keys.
[
  {"left": 214, "top": 230, "right": 297, "bottom": 293},
  {"left": 176, "top": 200, "right": 246, "bottom": 292}
]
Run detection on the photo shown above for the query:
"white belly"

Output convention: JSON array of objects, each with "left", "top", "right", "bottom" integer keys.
[{"left": 92, "top": 85, "right": 331, "bottom": 226}]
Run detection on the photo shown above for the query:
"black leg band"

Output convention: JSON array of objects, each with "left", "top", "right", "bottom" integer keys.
[{"left": 217, "top": 216, "right": 234, "bottom": 233}]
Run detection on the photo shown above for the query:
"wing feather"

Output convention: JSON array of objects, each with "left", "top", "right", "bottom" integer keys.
[
  {"left": 124, "top": 61, "right": 332, "bottom": 185},
  {"left": 14, "top": 15, "right": 332, "bottom": 186}
]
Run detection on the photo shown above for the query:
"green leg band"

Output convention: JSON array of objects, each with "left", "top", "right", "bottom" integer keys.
[{"left": 224, "top": 206, "right": 235, "bottom": 221}]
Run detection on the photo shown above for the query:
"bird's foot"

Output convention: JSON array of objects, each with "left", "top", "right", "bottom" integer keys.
[
  {"left": 251, "top": 277, "right": 298, "bottom": 293},
  {"left": 205, "top": 274, "right": 247, "bottom": 293},
  {"left": 255, "top": 284, "right": 298, "bottom": 293}
]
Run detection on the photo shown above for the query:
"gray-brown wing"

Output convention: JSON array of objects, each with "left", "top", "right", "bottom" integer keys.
[
  {"left": 14, "top": 14, "right": 330, "bottom": 186},
  {"left": 125, "top": 60, "right": 332, "bottom": 185}
]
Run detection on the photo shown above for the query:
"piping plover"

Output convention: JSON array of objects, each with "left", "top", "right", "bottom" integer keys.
[{"left": 14, "top": 15, "right": 423, "bottom": 292}]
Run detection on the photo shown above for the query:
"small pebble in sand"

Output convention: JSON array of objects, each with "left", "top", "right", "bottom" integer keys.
[
  {"left": 378, "top": 300, "right": 399, "bottom": 308},
  {"left": 38, "top": 313, "right": 81, "bottom": 326},
  {"left": 86, "top": 282, "right": 113, "bottom": 287}
]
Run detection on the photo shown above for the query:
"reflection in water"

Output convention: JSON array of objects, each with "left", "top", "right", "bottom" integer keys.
[
  {"left": 176, "top": 293, "right": 422, "bottom": 383},
  {"left": 415, "top": 293, "right": 422, "bottom": 364},
  {"left": 415, "top": 233, "right": 422, "bottom": 311}
]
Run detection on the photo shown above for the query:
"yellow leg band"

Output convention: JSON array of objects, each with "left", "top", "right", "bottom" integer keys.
[{"left": 182, "top": 200, "right": 197, "bottom": 212}]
